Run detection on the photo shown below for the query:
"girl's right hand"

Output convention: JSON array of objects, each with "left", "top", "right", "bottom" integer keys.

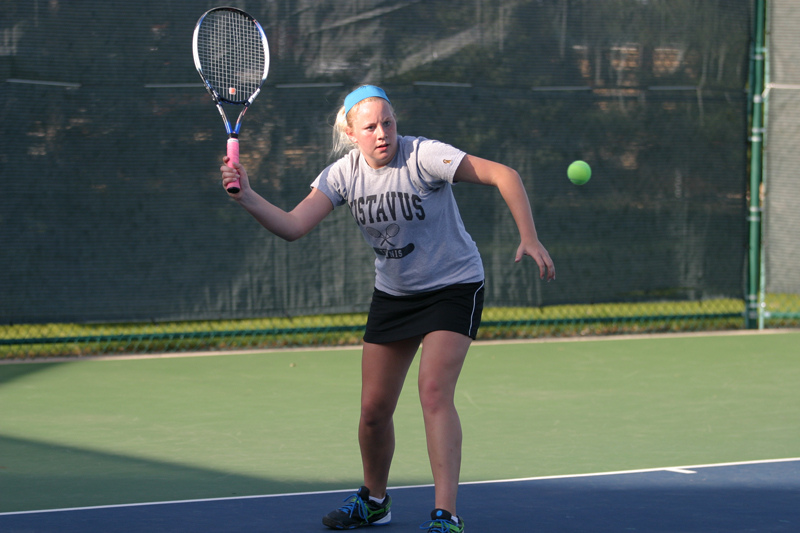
[{"left": 220, "top": 156, "right": 250, "bottom": 197}]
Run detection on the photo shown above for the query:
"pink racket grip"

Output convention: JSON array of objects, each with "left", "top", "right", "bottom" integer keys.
[{"left": 226, "top": 138, "right": 241, "bottom": 194}]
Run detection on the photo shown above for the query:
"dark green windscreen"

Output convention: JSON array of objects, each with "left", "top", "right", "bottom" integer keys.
[{"left": 0, "top": 1, "right": 750, "bottom": 323}]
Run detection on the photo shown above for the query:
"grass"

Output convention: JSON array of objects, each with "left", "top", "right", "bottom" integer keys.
[{"left": 0, "top": 298, "right": 768, "bottom": 359}]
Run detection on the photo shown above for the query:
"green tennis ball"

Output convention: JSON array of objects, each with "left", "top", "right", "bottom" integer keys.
[{"left": 567, "top": 160, "right": 592, "bottom": 185}]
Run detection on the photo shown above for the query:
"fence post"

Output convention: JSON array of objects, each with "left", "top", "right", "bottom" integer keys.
[{"left": 746, "top": 0, "right": 766, "bottom": 329}]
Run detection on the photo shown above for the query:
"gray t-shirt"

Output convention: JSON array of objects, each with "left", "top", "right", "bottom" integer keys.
[{"left": 311, "top": 136, "right": 485, "bottom": 296}]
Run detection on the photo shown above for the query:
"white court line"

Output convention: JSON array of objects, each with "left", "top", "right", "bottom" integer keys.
[
  {"left": 2, "top": 457, "right": 798, "bottom": 517},
  {"left": 456, "top": 457, "right": 800, "bottom": 487},
  {"left": 664, "top": 468, "right": 697, "bottom": 474}
]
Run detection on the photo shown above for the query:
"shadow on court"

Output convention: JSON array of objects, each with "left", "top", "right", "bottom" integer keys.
[
  {"left": 2, "top": 460, "right": 798, "bottom": 532},
  {"left": 0, "top": 362, "right": 64, "bottom": 387},
  {"left": 0, "top": 433, "right": 352, "bottom": 514}
]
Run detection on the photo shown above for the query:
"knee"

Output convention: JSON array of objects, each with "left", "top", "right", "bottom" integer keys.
[
  {"left": 418, "top": 377, "right": 453, "bottom": 415},
  {"left": 360, "top": 397, "right": 395, "bottom": 429}
]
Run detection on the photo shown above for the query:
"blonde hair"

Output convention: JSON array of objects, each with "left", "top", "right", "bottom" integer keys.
[
  {"left": 329, "top": 97, "right": 396, "bottom": 160},
  {"left": 330, "top": 106, "right": 355, "bottom": 160}
]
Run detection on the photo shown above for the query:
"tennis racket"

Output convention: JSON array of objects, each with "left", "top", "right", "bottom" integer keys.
[{"left": 192, "top": 7, "right": 270, "bottom": 194}]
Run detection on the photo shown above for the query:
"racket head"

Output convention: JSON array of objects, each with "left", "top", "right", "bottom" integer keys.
[{"left": 192, "top": 7, "right": 270, "bottom": 105}]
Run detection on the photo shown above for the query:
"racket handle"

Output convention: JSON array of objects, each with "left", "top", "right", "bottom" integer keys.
[{"left": 226, "top": 138, "right": 240, "bottom": 194}]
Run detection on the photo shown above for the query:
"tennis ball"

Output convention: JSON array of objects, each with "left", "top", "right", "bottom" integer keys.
[{"left": 567, "top": 160, "right": 591, "bottom": 185}]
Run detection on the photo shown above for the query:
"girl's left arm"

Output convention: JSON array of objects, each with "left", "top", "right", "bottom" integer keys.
[{"left": 455, "top": 154, "right": 555, "bottom": 281}]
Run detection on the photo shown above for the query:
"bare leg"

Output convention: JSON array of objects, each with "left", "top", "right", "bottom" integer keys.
[
  {"left": 417, "top": 330, "right": 472, "bottom": 516},
  {"left": 359, "top": 337, "right": 421, "bottom": 498}
]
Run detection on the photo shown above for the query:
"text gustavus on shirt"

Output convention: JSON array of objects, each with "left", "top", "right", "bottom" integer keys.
[{"left": 348, "top": 192, "right": 425, "bottom": 226}]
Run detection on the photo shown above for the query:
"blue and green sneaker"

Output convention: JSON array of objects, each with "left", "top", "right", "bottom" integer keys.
[{"left": 322, "top": 486, "right": 392, "bottom": 529}]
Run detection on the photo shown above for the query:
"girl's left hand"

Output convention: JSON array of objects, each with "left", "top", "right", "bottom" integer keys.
[{"left": 516, "top": 240, "right": 555, "bottom": 282}]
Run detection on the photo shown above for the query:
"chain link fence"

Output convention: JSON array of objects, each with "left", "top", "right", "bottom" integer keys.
[{"left": 761, "top": 0, "right": 800, "bottom": 327}]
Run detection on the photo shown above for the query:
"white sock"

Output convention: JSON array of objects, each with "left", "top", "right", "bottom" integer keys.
[{"left": 369, "top": 495, "right": 385, "bottom": 505}]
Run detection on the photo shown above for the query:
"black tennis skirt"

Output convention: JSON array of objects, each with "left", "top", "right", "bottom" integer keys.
[{"left": 363, "top": 281, "right": 485, "bottom": 344}]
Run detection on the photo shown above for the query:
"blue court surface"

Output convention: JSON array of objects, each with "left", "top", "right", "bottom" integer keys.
[{"left": 2, "top": 458, "right": 798, "bottom": 532}]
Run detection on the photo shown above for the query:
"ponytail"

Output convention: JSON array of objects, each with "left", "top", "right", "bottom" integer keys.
[{"left": 330, "top": 106, "right": 355, "bottom": 160}]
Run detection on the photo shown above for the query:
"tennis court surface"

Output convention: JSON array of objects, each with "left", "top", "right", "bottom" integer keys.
[{"left": 2, "top": 331, "right": 799, "bottom": 531}]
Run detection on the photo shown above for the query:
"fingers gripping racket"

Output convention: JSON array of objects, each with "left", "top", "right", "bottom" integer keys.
[{"left": 192, "top": 7, "right": 270, "bottom": 194}]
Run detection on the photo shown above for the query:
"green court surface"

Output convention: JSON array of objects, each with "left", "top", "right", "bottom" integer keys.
[{"left": 1, "top": 331, "right": 798, "bottom": 513}]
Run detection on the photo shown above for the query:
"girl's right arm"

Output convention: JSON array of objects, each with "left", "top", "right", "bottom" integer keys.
[{"left": 221, "top": 157, "right": 334, "bottom": 242}]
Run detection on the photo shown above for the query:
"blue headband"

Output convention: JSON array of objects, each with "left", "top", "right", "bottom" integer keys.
[{"left": 344, "top": 85, "right": 391, "bottom": 115}]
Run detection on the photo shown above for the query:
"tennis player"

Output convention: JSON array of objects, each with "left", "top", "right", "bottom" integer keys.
[{"left": 219, "top": 85, "right": 555, "bottom": 532}]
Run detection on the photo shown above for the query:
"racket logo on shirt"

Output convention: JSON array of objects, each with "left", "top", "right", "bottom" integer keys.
[
  {"left": 366, "top": 224, "right": 415, "bottom": 259},
  {"left": 366, "top": 224, "right": 400, "bottom": 246}
]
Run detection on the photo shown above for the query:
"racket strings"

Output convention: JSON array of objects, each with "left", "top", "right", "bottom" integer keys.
[{"left": 197, "top": 10, "right": 266, "bottom": 102}]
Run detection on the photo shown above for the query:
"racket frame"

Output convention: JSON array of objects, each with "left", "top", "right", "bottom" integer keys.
[{"left": 192, "top": 6, "right": 270, "bottom": 193}]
